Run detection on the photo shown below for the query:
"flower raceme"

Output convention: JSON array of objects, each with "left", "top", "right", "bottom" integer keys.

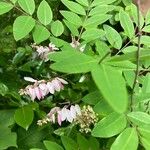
[
  {"left": 70, "top": 36, "right": 86, "bottom": 52},
  {"left": 37, "top": 105, "right": 98, "bottom": 133},
  {"left": 37, "top": 104, "right": 81, "bottom": 126},
  {"left": 32, "top": 43, "right": 59, "bottom": 61},
  {"left": 19, "top": 77, "right": 68, "bottom": 101}
]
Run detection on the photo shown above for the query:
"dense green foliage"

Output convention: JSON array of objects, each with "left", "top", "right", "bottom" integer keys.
[{"left": 1, "top": 0, "right": 150, "bottom": 149}]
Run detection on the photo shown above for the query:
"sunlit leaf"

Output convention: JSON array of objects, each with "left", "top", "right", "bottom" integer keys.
[
  {"left": 92, "top": 112, "right": 127, "bottom": 137},
  {"left": 37, "top": 0, "right": 53, "bottom": 25},
  {"left": 13, "top": 16, "right": 35, "bottom": 41}
]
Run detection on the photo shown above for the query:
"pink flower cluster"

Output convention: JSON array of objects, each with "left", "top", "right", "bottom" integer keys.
[
  {"left": 32, "top": 43, "right": 59, "bottom": 61},
  {"left": 19, "top": 77, "right": 68, "bottom": 101},
  {"left": 70, "top": 37, "right": 85, "bottom": 52},
  {"left": 46, "top": 105, "right": 81, "bottom": 126}
]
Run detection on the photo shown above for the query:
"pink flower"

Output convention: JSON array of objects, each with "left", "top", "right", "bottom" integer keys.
[
  {"left": 57, "top": 111, "right": 62, "bottom": 126},
  {"left": 70, "top": 37, "right": 86, "bottom": 52},
  {"left": 51, "top": 78, "right": 62, "bottom": 92},
  {"left": 47, "top": 82, "right": 55, "bottom": 94},
  {"left": 75, "top": 104, "right": 81, "bottom": 115},
  {"left": 34, "top": 86, "right": 43, "bottom": 100},
  {"left": 28, "top": 86, "right": 36, "bottom": 101},
  {"left": 19, "top": 77, "right": 68, "bottom": 101},
  {"left": 46, "top": 105, "right": 81, "bottom": 126},
  {"left": 32, "top": 43, "right": 59, "bottom": 61},
  {"left": 24, "top": 77, "right": 37, "bottom": 82}
]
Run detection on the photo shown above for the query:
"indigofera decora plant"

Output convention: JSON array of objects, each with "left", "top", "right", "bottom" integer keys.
[{"left": 1, "top": 0, "right": 150, "bottom": 149}]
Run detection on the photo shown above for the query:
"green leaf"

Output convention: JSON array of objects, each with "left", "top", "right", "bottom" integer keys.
[
  {"left": 91, "top": 65, "right": 128, "bottom": 113},
  {"left": 0, "top": 2, "right": 13, "bottom": 15},
  {"left": 81, "top": 28, "right": 105, "bottom": 41},
  {"left": 10, "top": 0, "right": 17, "bottom": 4},
  {"left": 60, "top": 11, "right": 82, "bottom": 27},
  {"left": 145, "top": 10, "right": 150, "bottom": 25},
  {"left": 30, "top": 148, "right": 42, "bottom": 150},
  {"left": 76, "top": 0, "right": 89, "bottom": 7},
  {"left": 61, "top": 0, "right": 86, "bottom": 15},
  {"left": 82, "top": 91, "right": 102, "bottom": 105},
  {"left": 142, "top": 25, "right": 150, "bottom": 33},
  {"left": 92, "top": 112, "right": 127, "bottom": 137},
  {"left": 108, "top": 49, "right": 150, "bottom": 62},
  {"left": 138, "top": 125, "right": 150, "bottom": 140},
  {"left": 111, "top": 128, "right": 138, "bottom": 150},
  {"left": 142, "top": 74, "right": 150, "bottom": 94},
  {"left": 37, "top": 0, "right": 53, "bottom": 25},
  {"left": 89, "top": 137, "right": 100, "bottom": 150},
  {"left": 96, "top": 41, "right": 110, "bottom": 58},
  {"left": 63, "top": 20, "right": 79, "bottom": 36},
  {"left": 0, "top": 83, "right": 8, "bottom": 96},
  {"left": 104, "top": 60, "right": 136, "bottom": 70},
  {"left": 126, "top": 4, "right": 144, "bottom": 28},
  {"left": 17, "top": 125, "right": 50, "bottom": 149},
  {"left": 89, "top": 5, "right": 115, "bottom": 16},
  {"left": 51, "top": 20, "right": 64, "bottom": 37},
  {"left": 13, "top": 16, "right": 35, "bottom": 41},
  {"left": 127, "top": 112, "right": 150, "bottom": 126},
  {"left": 104, "top": 24, "right": 122, "bottom": 49},
  {"left": 33, "top": 24, "right": 50, "bottom": 44},
  {"left": 12, "top": 48, "right": 26, "bottom": 64},
  {"left": 94, "top": 100, "right": 113, "bottom": 115},
  {"left": 77, "top": 134, "right": 90, "bottom": 150},
  {"left": 61, "top": 136, "right": 78, "bottom": 150},
  {"left": 83, "top": 14, "right": 112, "bottom": 28},
  {"left": 0, "top": 126, "right": 17, "bottom": 150},
  {"left": 0, "top": 110, "right": 15, "bottom": 127},
  {"left": 140, "top": 137, "right": 150, "bottom": 150},
  {"left": 133, "top": 36, "right": 150, "bottom": 46},
  {"left": 18, "top": 0, "right": 35, "bottom": 15},
  {"left": 14, "top": 105, "right": 34, "bottom": 130},
  {"left": 119, "top": 10, "right": 134, "bottom": 39},
  {"left": 122, "top": 0, "right": 132, "bottom": 6},
  {"left": 91, "top": 0, "right": 117, "bottom": 6},
  {"left": 122, "top": 46, "right": 137, "bottom": 53},
  {"left": 44, "top": 141, "right": 64, "bottom": 150},
  {"left": 50, "top": 50, "right": 98, "bottom": 73}
]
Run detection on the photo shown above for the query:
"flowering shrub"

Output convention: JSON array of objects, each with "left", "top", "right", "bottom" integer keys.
[{"left": 1, "top": 0, "right": 150, "bottom": 149}]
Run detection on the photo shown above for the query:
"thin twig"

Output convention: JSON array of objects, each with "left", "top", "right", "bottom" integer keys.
[{"left": 130, "top": 0, "right": 141, "bottom": 111}]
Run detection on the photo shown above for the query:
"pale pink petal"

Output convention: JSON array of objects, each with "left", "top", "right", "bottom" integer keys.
[
  {"left": 57, "top": 111, "right": 62, "bottom": 126},
  {"left": 47, "top": 107, "right": 60, "bottom": 117},
  {"left": 39, "top": 83, "right": 48, "bottom": 96},
  {"left": 56, "top": 77, "right": 68, "bottom": 84},
  {"left": 70, "top": 106, "right": 76, "bottom": 119},
  {"left": 61, "top": 108, "right": 67, "bottom": 121},
  {"left": 79, "top": 44, "right": 86, "bottom": 52},
  {"left": 28, "top": 87, "right": 36, "bottom": 101},
  {"left": 51, "top": 79, "right": 61, "bottom": 92},
  {"left": 66, "top": 109, "right": 73, "bottom": 123},
  {"left": 79, "top": 75, "right": 86, "bottom": 83},
  {"left": 34, "top": 87, "right": 42, "bottom": 100},
  {"left": 51, "top": 114, "right": 55, "bottom": 123},
  {"left": 75, "top": 104, "right": 81, "bottom": 115},
  {"left": 47, "top": 82, "right": 55, "bottom": 94},
  {"left": 24, "top": 77, "right": 37, "bottom": 82},
  {"left": 49, "top": 43, "right": 59, "bottom": 51}
]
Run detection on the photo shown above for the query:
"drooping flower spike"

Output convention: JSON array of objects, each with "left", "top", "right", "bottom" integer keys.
[
  {"left": 32, "top": 43, "right": 59, "bottom": 61},
  {"left": 37, "top": 105, "right": 98, "bottom": 133},
  {"left": 70, "top": 36, "right": 86, "bottom": 52},
  {"left": 37, "top": 104, "right": 81, "bottom": 126},
  {"left": 19, "top": 77, "right": 68, "bottom": 101}
]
